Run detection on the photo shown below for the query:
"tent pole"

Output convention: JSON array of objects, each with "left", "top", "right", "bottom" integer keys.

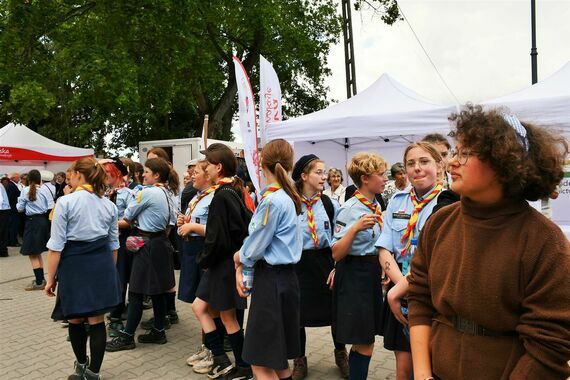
[{"left": 530, "top": 0, "right": 538, "bottom": 84}]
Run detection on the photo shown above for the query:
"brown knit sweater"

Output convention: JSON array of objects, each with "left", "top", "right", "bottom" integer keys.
[{"left": 408, "top": 197, "right": 570, "bottom": 379}]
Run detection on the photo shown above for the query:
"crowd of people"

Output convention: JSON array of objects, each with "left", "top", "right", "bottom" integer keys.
[{"left": 1, "top": 104, "right": 569, "bottom": 380}]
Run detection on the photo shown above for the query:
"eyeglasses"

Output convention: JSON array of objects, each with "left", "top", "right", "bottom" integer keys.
[
  {"left": 405, "top": 159, "right": 435, "bottom": 170},
  {"left": 449, "top": 147, "right": 476, "bottom": 165},
  {"left": 312, "top": 170, "right": 328, "bottom": 177}
]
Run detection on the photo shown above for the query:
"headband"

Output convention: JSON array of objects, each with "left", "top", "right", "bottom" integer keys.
[{"left": 501, "top": 113, "right": 529, "bottom": 152}]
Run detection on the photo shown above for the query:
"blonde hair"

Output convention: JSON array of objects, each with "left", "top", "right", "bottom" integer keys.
[{"left": 347, "top": 153, "right": 387, "bottom": 187}]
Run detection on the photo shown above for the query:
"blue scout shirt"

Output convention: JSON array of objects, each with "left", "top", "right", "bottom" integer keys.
[
  {"left": 299, "top": 194, "right": 338, "bottom": 250},
  {"left": 0, "top": 185, "right": 11, "bottom": 210},
  {"left": 375, "top": 186, "right": 441, "bottom": 265},
  {"left": 185, "top": 190, "right": 214, "bottom": 237},
  {"left": 115, "top": 187, "right": 136, "bottom": 220},
  {"left": 240, "top": 187, "right": 302, "bottom": 268},
  {"left": 16, "top": 185, "right": 51, "bottom": 215},
  {"left": 47, "top": 189, "right": 120, "bottom": 252},
  {"left": 331, "top": 195, "right": 382, "bottom": 256},
  {"left": 124, "top": 185, "right": 177, "bottom": 232}
]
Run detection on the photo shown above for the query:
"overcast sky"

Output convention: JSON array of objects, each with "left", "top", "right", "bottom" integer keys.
[{"left": 324, "top": 0, "right": 570, "bottom": 105}]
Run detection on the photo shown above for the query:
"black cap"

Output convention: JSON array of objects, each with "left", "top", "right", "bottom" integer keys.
[
  {"left": 292, "top": 154, "right": 319, "bottom": 182},
  {"left": 112, "top": 157, "right": 129, "bottom": 176}
]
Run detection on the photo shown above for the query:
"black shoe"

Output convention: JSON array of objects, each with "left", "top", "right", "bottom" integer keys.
[
  {"left": 207, "top": 354, "right": 233, "bottom": 379},
  {"left": 167, "top": 310, "right": 179, "bottom": 324},
  {"left": 105, "top": 330, "right": 136, "bottom": 352},
  {"left": 223, "top": 366, "right": 253, "bottom": 380},
  {"left": 140, "top": 316, "right": 171, "bottom": 330},
  {"left": 137, "top": 327, "right": 167, "bottom": 344}
]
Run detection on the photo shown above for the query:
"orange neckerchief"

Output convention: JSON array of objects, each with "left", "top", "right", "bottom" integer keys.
[
  {"left": 302, "top": 193, "right": 321, "bottom": 248},
  {"left": 353, "top": 190, "right": 382, "bottom": 229},
  {"left": 400, "top": 184, "right": 443, "bottom": 256}
]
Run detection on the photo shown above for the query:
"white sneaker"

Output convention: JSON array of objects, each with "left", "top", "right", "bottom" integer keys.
[
  {"left": 193, "top": 350, "right": 214, "bottom": 374},
  {"left": 187, "top": 344, "right": 210, "bottom": 366}
]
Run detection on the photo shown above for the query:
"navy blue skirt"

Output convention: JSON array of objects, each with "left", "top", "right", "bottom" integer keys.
[
  {"left": 115, "top": 229, "right": 133, "bottom": 284},
  {"left": 56, "top": 237, "right": 121, "bottom": 319},
  {"left": 178, "top": 238, "right": 205, "bottom": 303},
  {"left": 20, "top": 213, "right": 50, "bottom": 255}
]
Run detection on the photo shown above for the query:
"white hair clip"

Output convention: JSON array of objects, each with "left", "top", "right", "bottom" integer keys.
[{"left": 501, "top": 113, "right": 529, "bottom": 152}]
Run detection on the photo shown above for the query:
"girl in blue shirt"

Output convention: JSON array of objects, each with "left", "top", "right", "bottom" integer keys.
[
  {"left": 45, "top": 157, "right": 121, "bottom": 380},
  {"left": 17, "top": 169, "right": 51, "bottom": 291},
  {"left": 290, "top": 154, "right": 347, "bottom": 379},
  {"left": 375, "top": 142, "right": 444, "bottom": 380},
  {"left": 106, "top": 158, "right": 177, "bottom": 351},
  {"left": 236, "top": 139, "right": 303, "bottom": 380},
  {"left": 331, "top": 152, "right": 388, "bottom": 380}
]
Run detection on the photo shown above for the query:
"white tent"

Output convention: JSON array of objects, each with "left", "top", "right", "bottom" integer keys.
[
  {"left": 483, "top": 61, "right": 570, "bottom": 137},
  {"left": 0, "top": 123, "right": 94, "bottom": 174},
  {"left": 266, "top": 74, "right": 457, "bottom": 181}
]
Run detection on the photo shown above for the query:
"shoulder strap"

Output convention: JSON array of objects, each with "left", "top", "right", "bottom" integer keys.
[{"left": 320, "top": 193, "right": 335, "bottom": 226}]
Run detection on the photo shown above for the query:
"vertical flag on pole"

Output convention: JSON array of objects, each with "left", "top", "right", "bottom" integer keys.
[
  {"left": 233, "top": 56, "right": 262, "bottom": 192},
  {"left": 259, "top": 55, "right": 282, "bottom": 146}
]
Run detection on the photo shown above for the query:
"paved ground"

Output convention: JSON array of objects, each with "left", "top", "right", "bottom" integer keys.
[{"left": 0, "top": 247, "right": 396, "bottom": 379}]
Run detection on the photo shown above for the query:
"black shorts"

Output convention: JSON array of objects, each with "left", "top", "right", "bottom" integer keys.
[{"left": 195, "top": 257, "right": 246, "bottom": 311}]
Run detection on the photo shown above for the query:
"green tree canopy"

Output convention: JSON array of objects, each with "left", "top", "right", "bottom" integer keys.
[{"left": 0, "top": 0, "right": 398, "bottom": 154}]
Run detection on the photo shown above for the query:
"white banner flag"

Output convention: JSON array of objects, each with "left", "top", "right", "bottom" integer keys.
[
  {"left": 259, "top": 55, "right": 282, "bottom": 146},
  {"left": 233, "top": 56, "right": 262, "bottom": 192}
]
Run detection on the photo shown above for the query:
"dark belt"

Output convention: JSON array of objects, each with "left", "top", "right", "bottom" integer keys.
[
  {"left": 185, "top": 236, "right": 205, "bottom": 242},
  {"left": 344, "top": 254, "right": 378, "bottom": 263},
  {"left": 257, "top": 260, "right": 295, "bottom": 270},
  {"left": 451, "top": 316, "right": 517, "bottom": 337},
  {"left": 302, "top": 247, "right": 332, "bottom": 255},
  {"left": 137, "top": 229, "right": 167, "bottom": 238}
]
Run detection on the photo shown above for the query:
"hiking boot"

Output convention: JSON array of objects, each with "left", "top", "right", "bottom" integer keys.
[
  {"left": 207, "top": 353, "right": 233, "bottom": 379},
  {"left": 292, "top": 356, "right": 308, "bottom": 380},
  {"left": 107, "top": 319, "right": 124, "bottom": 338},
  {"left": 193, "top": 351, "right": 214, "bottom": 374},
  {"left": 140, "top": 316, "right": 171, "bottom": 330},
  {"left": 25, "top": 279, "right": 46, "bottom": 291},
  {"left": 223, "top": 366, "right": 254, "bottom": 380},
  {"left": 67, "top": 357, "right": 89, "bottom": 380},
  {"left": 187, "top": 344, "right": 210, "bottom": 366},
  {"left": 334, "top": 348, "right": 349, "bottom": 378},
  {"left": 137, "top": 327, "right": 167, "bottom": 344},
  {"left": 105, "top": 330, "right": 135, "bottom": 352},
  {"left": 83, "top": 368, "right": 102, "bottom": 380},
  {"left": 167, "top": 310, "right": 179, "bottom": 324}
]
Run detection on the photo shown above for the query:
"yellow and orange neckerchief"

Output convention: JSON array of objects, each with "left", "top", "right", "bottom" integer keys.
[
  {"left": 302, "top": 193, "right": 321, "bottom": 248},
  {"left": 75, "top": 184, "right": 94, "bottom": 193},
  {"left": 259, "top": 184, "right": 281, "bottom": 226},
  {"left": 400, "top": 184, "right": 443, "bottom": 256},
  {"left": 184, "top": 178, "right": 233, "bottom": 222},
  {"left": 353, "top": 190, "right": 383, "bottom": 230}
]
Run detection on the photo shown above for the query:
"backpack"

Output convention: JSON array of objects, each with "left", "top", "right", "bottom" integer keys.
[{"left": 321, "top": 193, "right": 335, "bottom": 226}]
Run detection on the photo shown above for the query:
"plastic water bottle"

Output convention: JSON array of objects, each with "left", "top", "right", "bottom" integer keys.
[{"left": 242, "top": 266, "right": 254, "bottom": 296}]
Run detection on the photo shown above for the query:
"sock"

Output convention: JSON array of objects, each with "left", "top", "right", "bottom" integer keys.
[
  {"left": 236, "top": 308, "right": 244, "bottom": 328},
  {"left": 204, "top": 330, "right": 225, "bottom": 356},
  {"left": 348, "top": 350, "right": 371, "bottom": 380},
  {"left": 299, "top": 327, "right": 307, "bottom": 356},
  {"left": 166, "top": 291, "right": 176, "bottom": 313},
  {"left": 69, "top": 322, "right": 88, "bottom": 364},
  {"left": 213, "top": 317, "right": 226, "bottom": 341},
  {"left": 227, "top": 329, "right": 248, "bottom": 368},
  {"left": 88, "top": 323, "right": 106, "bottom": 373},
  {"left": 33, "top": 267, "right": 44, "bottom": 285},
  {"left": 151, "top": 294, "right": 167, "bottom": 331},
  {"left": 331, "top": 327, "right": 346, "bottom": 351},
  {"left": 124, "top": 292, "right": 144, "bottom": 335}
]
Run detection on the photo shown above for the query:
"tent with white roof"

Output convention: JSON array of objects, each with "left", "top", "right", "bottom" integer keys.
[
  {"left": 265, "top": 73, "right": 457, "bottom": 179},
  {"left": 0, "top": 123, "right": 94, "bottom": 173}
]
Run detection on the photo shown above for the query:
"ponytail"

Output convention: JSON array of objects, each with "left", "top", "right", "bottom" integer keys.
[
  {"left": 167, "top": 166, "right": 180, "bottom": 196},
  {"left": 27, "top": 170, "right": 41, "bottom": 201},
  {"left": 275, "top": 162, "right": 302, "bottom": 215},
  {"left": 70, "top": 158, "right": 107, "bottom": 197}
]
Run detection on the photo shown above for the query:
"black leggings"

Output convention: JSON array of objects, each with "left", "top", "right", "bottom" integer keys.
[
  {"left": 124, "top": 292, "right": 167, "bottom": 334},
  {"left": 299, "top": 327, "right": 345, "bottom": 356}
]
